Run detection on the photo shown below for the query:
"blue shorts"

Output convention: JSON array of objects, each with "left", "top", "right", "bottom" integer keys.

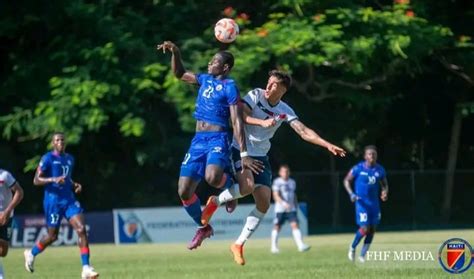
[
  {"left": 355, "top": 199, "right": 381, "bottom": 226},
  {"left": 230, "top": 147, "right": 272, "bottom": 187},
  {"left": 180, "top": 131, "right": 231, "bottom": 181},
  {"left": 44, "top": 198, "right": 83, "bottom": 228},
  {"left": 274, "top": 211, "right": 298, "bottom": 226}
]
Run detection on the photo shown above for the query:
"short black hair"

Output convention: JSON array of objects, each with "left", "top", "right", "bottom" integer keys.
[
  {"left": 364, "top": 145, "right": 377, "bottom": 152},
  {"left": 269, "top": 70, "right": 292, "bottom": 89},
  {"left": 217, "top": 51, "right": 234, "bottom": 69}
]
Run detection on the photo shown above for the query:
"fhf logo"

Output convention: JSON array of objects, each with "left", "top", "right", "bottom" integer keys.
[{"left": 438, "top": 238, "right": 473, "bottom": 274}]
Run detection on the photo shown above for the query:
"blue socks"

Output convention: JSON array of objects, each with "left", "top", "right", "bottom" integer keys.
[
  {"left": 182, "top": 194, "right": 203, "bottom": 226},
  {"left": 351, "top": 228, "right": 366, "bottom": 249}
]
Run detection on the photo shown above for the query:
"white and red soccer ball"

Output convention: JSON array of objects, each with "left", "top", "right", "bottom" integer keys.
[{"left": 214, "top": 18, "right": 239, "bottom": 43}]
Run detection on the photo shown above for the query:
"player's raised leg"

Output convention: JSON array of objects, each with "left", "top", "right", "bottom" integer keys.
[
  {"left": 230, "top": 185, "right": 271, "bottom": 265},
  {"left": 68, "top": 213, "right": 98, "bottom": 279},
  {"left": 202, "top": 168, "right": 254, "bottom": 226}
]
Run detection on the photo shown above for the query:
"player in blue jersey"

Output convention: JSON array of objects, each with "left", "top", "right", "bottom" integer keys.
[
  {"left": 344, "top": 145, "right": 389, "bottom": 263},
  {"left": 157, "top": 41, "right": 262, "bottom": 250},
  {"left": 24, "top": 133, "right": 99, "bottom": 278}
]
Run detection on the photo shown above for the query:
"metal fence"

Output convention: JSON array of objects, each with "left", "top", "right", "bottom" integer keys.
[{"left": 290, "top": 170, "right": 474, "bottom": 233}]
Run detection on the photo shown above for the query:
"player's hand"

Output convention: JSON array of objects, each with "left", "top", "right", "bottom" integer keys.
[
  {"left": 0, "top": 211, "right": 10, "bottom": 226},
  {"left": 327, "top": 144, "right": 346, "bottom": 157},
  {"left": 241, "top": 157, "right": 264, "bottom": 175},
  {"left": 261, "top": 118, "right": 276, "bottom": 128},
  {"left": 380, "top": 190, "right": 388, "bottom": 202},
  {"left": 350, "top": 193, "right": 360, "bottom": 203},
  {"left": 74, "top": 182, "right": 82, "bottom": 194},
  {"left": 54, "top": 176, "right": 66, "bottom": 184},
  {"left": 157, "top": 41, "right": 178, "bottom": 54},
  {"left": 283, "top": 202, "right": 291, "bottom": 211}
]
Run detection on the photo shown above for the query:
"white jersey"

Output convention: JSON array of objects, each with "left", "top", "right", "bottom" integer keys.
[
  {"left": 272, "top": 177, "right": 297, "bottom": 213},
  {"left": 0, "top": 169, "right": 16, "bottom": 217},
  {"left": 232, "top": 88, "right": 298, "bottom": 156}
]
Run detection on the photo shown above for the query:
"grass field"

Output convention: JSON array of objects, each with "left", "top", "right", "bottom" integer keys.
[{"left": 3, "top": 229, "right": 473, "bottom": 278}]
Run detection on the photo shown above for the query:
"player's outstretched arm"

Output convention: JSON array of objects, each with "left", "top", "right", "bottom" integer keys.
[
  {"left": 230, "top": 104, "right": 264, "bottom": 174},
  {"left": 290, "top": 120, "right": 346, "bottom": 157},
  {"left": 157, "top": 41, "right": 197, "bottom": 84},
  {"left": 241, "top": 103, "right": 276, "bottom": 128},
  {"left": 343, "top": 171, "right": 359, "bottom": 202}
]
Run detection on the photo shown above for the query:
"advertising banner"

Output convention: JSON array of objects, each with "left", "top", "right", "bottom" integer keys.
[
  {"left": 113, "top": 203, "right": 308, "bottom": 244},
  {"left": 11, "top": 211, "right": 114, "bottom": 247}
]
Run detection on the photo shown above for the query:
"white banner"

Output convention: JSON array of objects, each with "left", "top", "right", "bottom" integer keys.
[{"left": 113, "top": 204, "right": 308, "bottom": 244}]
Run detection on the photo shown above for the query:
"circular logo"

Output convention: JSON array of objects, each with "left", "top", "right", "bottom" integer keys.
[
  {"left": 438, "top": 238, "right": 473, "bottom": 274},
  {"left": 123, "top": 217, "right": 142, "bottom": 239}
]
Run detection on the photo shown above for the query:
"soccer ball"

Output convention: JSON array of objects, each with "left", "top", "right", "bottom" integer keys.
[{"left": 214, "top": 18, "right": 239, "bottom": 43}]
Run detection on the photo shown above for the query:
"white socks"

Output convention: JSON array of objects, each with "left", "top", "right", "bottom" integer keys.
[
  {"left": 235, "top": 208, "right": 265, "bottom": 245},
  {"left": 217, "top": 183, "right": 242, "bottom": 205},
  {"left": 271, "top": 229, "right": 279, "bottom": 251},
  {"left": 0, "top": 260, "right": 4, "bottom": 279},
  {"left": 292, "top": 228, "right": 305, "bottom": 250}
]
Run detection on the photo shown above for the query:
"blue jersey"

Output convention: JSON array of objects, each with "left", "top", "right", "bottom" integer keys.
[
  {"left": 193, "top": 73, "right": 239, "bottom": 128},
  {"left": 351, "top": 161, "right": 386, "bottom": 203},
  {"left": 38, "top": 151, "right": 75, "bottom": 201}
]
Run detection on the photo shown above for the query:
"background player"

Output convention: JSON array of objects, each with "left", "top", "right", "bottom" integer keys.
[
  {"left": 24, "top": 133, "right": 98, "bottom": 279},
  {"left": 271, "top": 164, "right": 309, "bottom": 253},
  {"left": 157, "top": 41, "right": 262, "bottom": 250},
  {"left": 344, "top": 145, "right": 389, "bottom": 263},
  {"left": 201, "top": 70, "right": 346, "bottom": 265},
  {"left": 0, "top": 168, "right": 23, "bottom": 279}
]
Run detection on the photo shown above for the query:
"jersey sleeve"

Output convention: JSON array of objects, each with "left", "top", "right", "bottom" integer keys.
[
  {"left": 225, "top": 81, "right": 240, "bottom": 105},
  {"left": 282, "top": 103, "right": 298, "bottom": 123},
  {"left": 243, "top": 89, "right": 260, "bottom": 109},
  {"left": 272, "top": 179, "right": 282, "bottom": 192},
  {"left": 379, "top": 166, "right": 387, "bottom": 179},
  {"left": 350, "top": 164, "right": 360, "bottom": 178},
  {"left": 38, "top": 155, "right": 51, "bottom": 173},
  {"left": 195, "top": 73, "right": 208, "bottom": 86},
  {"left": 4, "top": 171, "right": 16, "bottom": 188}
]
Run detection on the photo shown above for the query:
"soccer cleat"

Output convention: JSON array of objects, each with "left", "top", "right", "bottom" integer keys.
[
  {"left": 225, "top": 199, "right": 238, "bottom": 213},
  {"left": 23, "top": 249, "right": 35, "bottom": 273},
  {"left": 298, "top": 244, "right": 311, "bottom": 252},
  {"left": 230, "top": 243, "right": 245, "bottom": 265},
  {"left": 358, "top": 256, "right": 366, "bottom": 263},
  {"left": 348, "top": 247, "right": 355, "bottom": 262},
  {"left": 201, "top": 196, "right": 219, "bottom": 226},
  {"left": 81, "top": 265, "right": 99, "bottom": 279},
  {"left": 271, "top": 247, "right": 280, "bottom": 254},
  {"left": 187, "top": 225, "right": 214, "bottom": 250}
]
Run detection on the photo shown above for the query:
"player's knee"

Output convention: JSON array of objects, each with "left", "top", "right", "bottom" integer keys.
[
  {"left": 75, "top": 224, "right": 86, "bottom": 236},
  {"left": 205, "top": 172, "right": 222, "bottom": 188},
  {"left": 256, "top": 202, "right": 270, "bottom": 213},
  {"left": 177, "top": 184, "right": 193, "bottom": 200}
]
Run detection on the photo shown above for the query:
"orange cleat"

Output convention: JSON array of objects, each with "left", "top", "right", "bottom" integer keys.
[
  {"left": 201, "top": 196, "right": 219, "bottom": 226},
  {"left": 230, "top": 243, "right": 245, "bottom": 265}
]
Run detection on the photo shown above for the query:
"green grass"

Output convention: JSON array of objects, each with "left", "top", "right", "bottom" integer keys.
[{"left": 3, "top": 229, "right": 473, "bottom": 278}]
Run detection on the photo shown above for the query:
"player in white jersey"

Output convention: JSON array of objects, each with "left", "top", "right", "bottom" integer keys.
[
  {"left": 201, "top": 70, "right": 346, "bottom": 265},
  {"left": 0, "top": 169, "right": 24, "bottom": 278},
  {"left": 271, "top": 164, "right": 309, "bottom": 253}
]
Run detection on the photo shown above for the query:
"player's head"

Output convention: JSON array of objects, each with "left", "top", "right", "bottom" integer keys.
[
  {"left": 208, "top": 51, "right": 234, "bottom": 76},
  {"left": 364, "top": 145, "right": 377, "bottom": 166},
  {"left": 51, "top": 132, "right": 66, "bottom": 153},
  {"left": 265, "top": 70, "right": 292, "bottom": 100},
  {"left": 279, "top": 164, "right": 291, "bottom": 180}
]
